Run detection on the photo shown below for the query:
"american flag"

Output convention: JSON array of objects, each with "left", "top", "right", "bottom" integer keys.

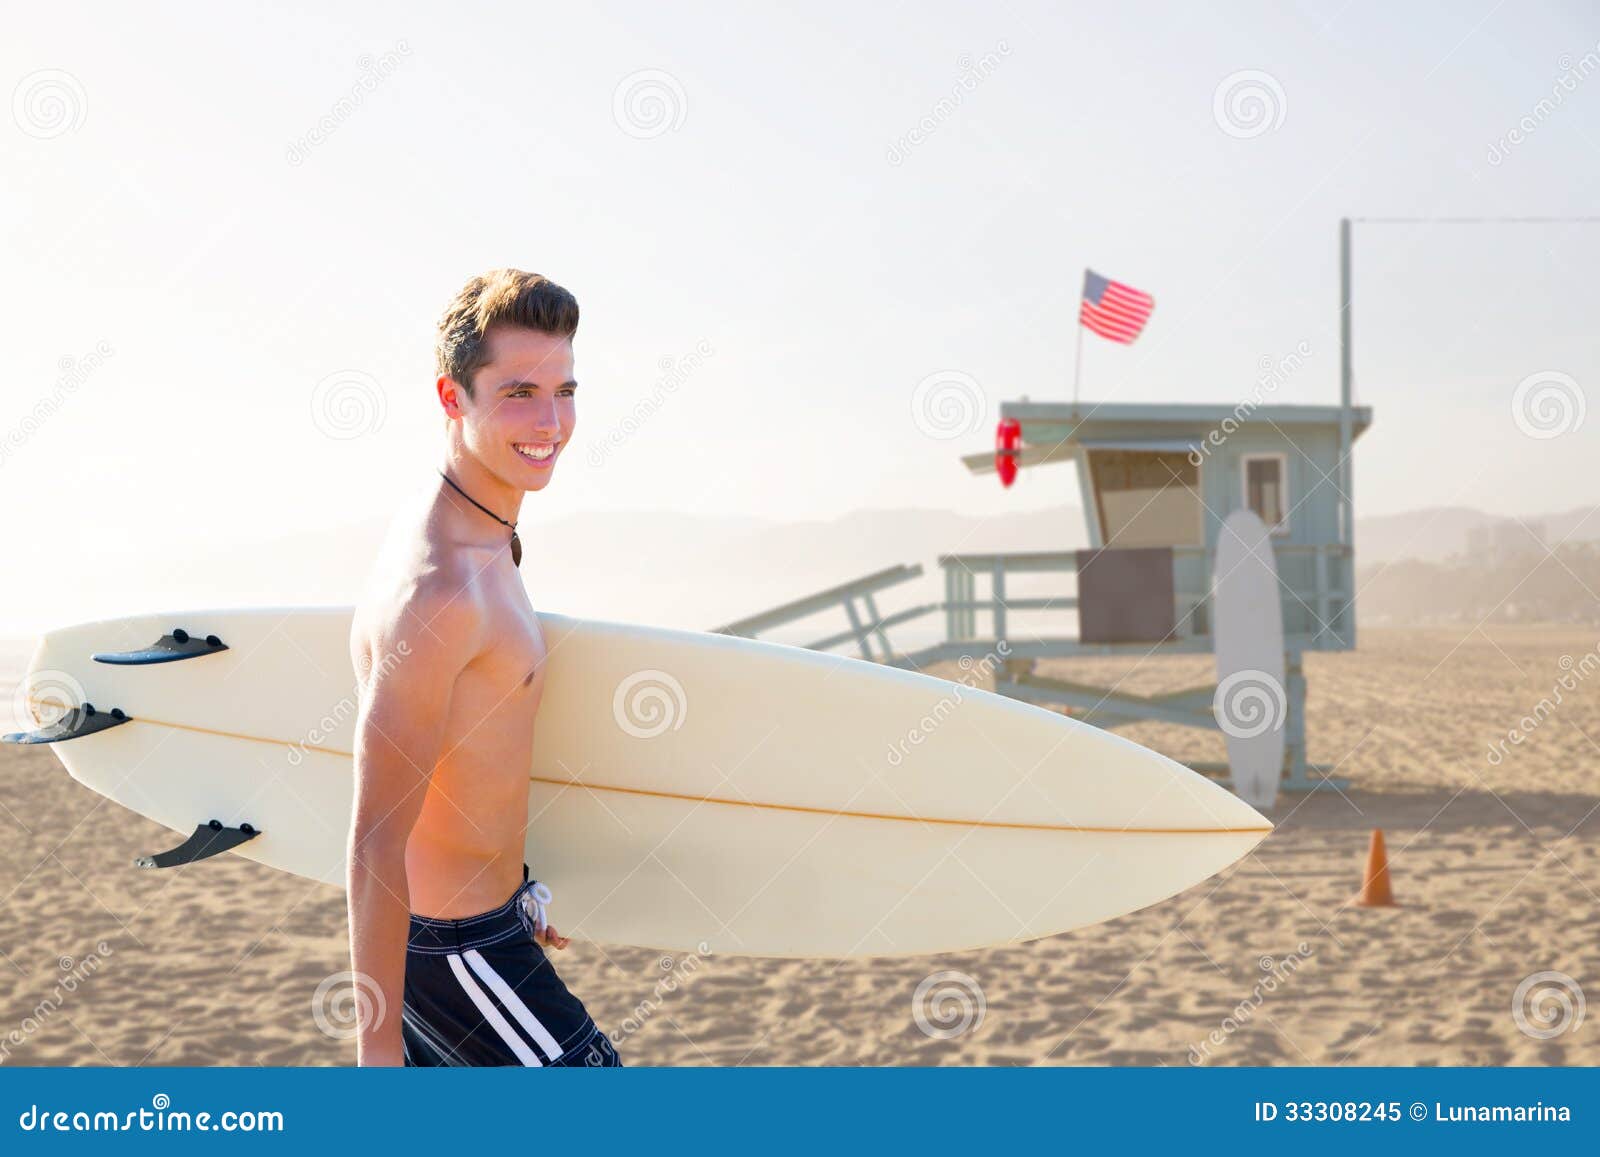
[{"left": 1079, "top": 269, "right": 1154, "bottom": 344}]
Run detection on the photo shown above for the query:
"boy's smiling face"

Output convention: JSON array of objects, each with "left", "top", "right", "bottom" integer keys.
[{"left": 451, "top": 325, "right": 577, "bottom": 491}]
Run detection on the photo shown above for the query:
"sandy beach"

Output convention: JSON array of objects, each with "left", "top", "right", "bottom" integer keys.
[{"left": 0, "top": 625, "right": 1594, "bottom": 1066}]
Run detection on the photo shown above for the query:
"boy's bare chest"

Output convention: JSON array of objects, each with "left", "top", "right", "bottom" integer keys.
[{"left": 464, "top": 576, "right": 548, "bottom": 699}]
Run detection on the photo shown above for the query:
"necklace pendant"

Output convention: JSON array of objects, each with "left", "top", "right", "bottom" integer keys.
[{"left": 511, "top": 532, "right": 522, "bottom": 567}]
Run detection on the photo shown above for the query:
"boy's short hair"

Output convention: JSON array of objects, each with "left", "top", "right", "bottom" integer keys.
[{"left": 435, "top": 269, "right": 579, "bottom": 397}]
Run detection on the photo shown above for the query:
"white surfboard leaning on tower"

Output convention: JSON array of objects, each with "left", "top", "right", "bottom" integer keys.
[
  {"left": 1211, "top": 509, "right": 1289, "bottom": 809},
  {"left": 8, "top": 607, "right": 1271, "bottom": 957}
]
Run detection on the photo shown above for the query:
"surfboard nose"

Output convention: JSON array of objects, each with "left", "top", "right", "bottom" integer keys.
[{"left": 1186, "top": 763, "right": 1275, "bottom": 835}]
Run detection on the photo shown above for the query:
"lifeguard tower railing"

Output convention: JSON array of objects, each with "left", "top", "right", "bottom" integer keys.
[
  {"left": 931, "top": 542, "right": 1355, "bottom": 659},
  {"left": 713, "top": 563, "right": 933, "bottom": 661}
]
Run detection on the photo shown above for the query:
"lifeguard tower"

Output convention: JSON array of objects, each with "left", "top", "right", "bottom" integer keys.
[{"left": 718, "top": 227, "right": 1372, "bottom": 797}]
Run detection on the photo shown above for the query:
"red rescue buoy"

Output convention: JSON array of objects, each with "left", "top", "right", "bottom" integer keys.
[{"left": 995, "top": 418, "right": 1021, "bottom": 488}]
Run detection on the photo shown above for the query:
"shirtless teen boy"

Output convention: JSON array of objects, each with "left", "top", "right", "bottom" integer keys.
[{"left": 345, "top": 269, "right": 619, "bottom": 1067}]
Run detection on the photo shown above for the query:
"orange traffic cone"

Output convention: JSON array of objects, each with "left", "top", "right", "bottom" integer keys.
[{"left": 1357, "top": 828, "right": 1395, "bottom": 907}]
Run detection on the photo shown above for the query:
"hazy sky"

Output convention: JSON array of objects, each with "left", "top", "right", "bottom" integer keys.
[{"left": 3, "top": 1, "right": 1598, "bottom": 634}]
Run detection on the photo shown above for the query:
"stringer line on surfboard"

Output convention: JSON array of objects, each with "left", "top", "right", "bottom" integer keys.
[{"left": 14, "top": 696, "right": 1269, "bottom": 837}]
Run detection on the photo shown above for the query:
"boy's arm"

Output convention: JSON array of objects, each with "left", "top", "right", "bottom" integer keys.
[{"left": 346, "top": 585, "right": 479, "bottom": 1066}]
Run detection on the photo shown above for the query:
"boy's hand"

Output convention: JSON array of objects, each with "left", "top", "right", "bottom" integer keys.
[{"left": 534, "top": 923, "right": 570, "bottom": 950}]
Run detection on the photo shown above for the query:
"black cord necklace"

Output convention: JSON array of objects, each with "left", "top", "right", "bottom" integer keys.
[{"left": 438, "top": 469, "right": 521, "bottom": 566}]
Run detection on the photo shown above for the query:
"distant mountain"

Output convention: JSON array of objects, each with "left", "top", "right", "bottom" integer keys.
[{"left": 10, "top": 501, "right": 1595, "bottom": 644}]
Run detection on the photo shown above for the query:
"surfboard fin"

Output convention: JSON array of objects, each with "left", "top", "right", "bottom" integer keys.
[
  {"left": 93, "top": 628, "right": 228, "bottom": 665},
  {"left": 135, "top": 820, "right": 260, "bottom": 869},
  {"left": 1, "top": 704, "right": 132, "bottom": 745}
]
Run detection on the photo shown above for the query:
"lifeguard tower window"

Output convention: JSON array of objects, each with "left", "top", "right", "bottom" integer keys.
[
  {"left": 1086, "top": 449, "right": 1203, "bottom": 547},
  {"left": 1242, "top": 453, "right": 1288, "bottom": 532}
]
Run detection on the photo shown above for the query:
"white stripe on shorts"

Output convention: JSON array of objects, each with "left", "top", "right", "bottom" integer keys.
[
  {"left": 464, "top": 947, "right": 565, "bottom": 1061},
  {"left": 446, "top": 952, "right": 541, "bottom": 1066}
]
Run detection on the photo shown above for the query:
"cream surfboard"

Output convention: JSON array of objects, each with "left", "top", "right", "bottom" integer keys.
[
  {"left": 8, "top": 607, "right": 1270, "bottom": 957},
  {"left": 1211, "top": 510, "right": 1288, "bottom": 809}
]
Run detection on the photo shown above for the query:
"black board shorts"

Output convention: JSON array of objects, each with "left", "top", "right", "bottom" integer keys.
[{"left": 401, "top": 871, "right": 621, "bottom": 1067}]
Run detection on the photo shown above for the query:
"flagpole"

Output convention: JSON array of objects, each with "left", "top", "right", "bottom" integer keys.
[{"left": 1071, "top": 268, "right": 1086, "bottom": 411}]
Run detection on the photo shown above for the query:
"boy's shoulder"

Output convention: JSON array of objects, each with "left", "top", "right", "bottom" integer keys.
[{"left": 352, "top": 543, "right": 488, "bottom": 669}]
